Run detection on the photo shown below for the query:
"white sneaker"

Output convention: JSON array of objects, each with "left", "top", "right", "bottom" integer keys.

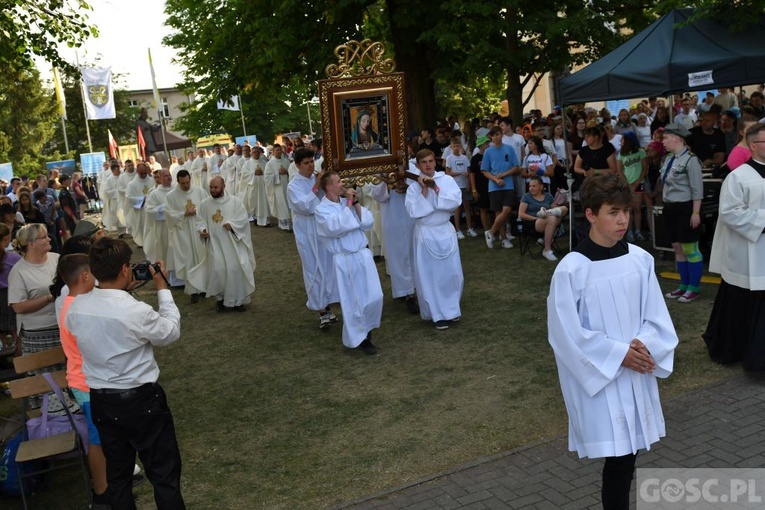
[
  {"left": 456, "top": 230, "right": 465, "bottom": 240},
  {"left": 537, "top": 208, "right": 548, "bottom": 218},
  {"left": 542, "top": 249, "right": 558, "bottom": 261},
  {"left": 467, "top": 228, "right": 479, "bottom": 238},
  {"left": 537, "top": 238, "right": 545, "bottom": 246},
  {"left": 506, "top": 232, "right": 516, "bottom": 241},
  {"left": 485, "top": 230, "right": 494, "bottom": 249},
  {"left": 501, "top": 239, "right": 514, "bottom": 249}
]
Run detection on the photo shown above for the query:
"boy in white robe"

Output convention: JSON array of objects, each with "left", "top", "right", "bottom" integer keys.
[
  {"left": 264, "top": 144, "right": 292, "bottom": 231},
  {"left": 287, "top": 148, "right": 338, "bottom": 328},
  {"left": 405, "top": 149, "right": 464, "bottom": 330},
  {"left": 187, "top": 176, "right": 255, "bottom": 311},
  {"left": 547, "top": 174, "right": 678, "bottom": 510},
  {"left": 315, "top": 172, "right": 382, "bottom": 355}
]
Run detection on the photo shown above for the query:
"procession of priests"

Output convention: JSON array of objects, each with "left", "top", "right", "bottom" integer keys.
[{"left": 96, "top": 141, "right": 467, "bottom": 347}]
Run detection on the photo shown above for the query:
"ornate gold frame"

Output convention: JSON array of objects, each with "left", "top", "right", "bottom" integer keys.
[{"left": 318, "top": 40, "right": 407, "bottom": 186}]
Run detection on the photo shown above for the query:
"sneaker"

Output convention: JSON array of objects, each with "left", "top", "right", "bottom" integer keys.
[
  {"left": 434, "top": 320, "right": 449, "bottom": 330},
  {"left": 456, "top": 230, "right": 465, "bottom": 240},
  {"left": 190, "top": 293, "right": 200, "bottom": 304},
  {"left": 358, "top": 337, "right": 378, "bottom": 355},
  {"left": 635, "top": 231, "right": 645, "bottom": 241},
  {"left": 216, "top": 300, "right": 227, "bottom": 313},
  {"left": 665, "top": 288, "right": 685, "bottom": 299},
  {"left": 501, "top": 239, "right": 514, "bottom": 249},
  {"left": 326, "top": 311, "right": 338, "bottom": 323},
  {"left": 626, "top": 231, "right": 634, "bottom": 242},
  {"left": 405, "top": 295, "right": 420, "bottom": 315},
  {"left": 233, "top": 305, "right": 246, "bottom": 312},
  {"left": 542, "top": 249, "right": 558, "bottom": 261},
  {"left": 678, "top": 291, "right": 701, "bottom": 303},
  {"left": 92, "top": 490, "right": 111, "bottom": 510},
  {"left": 537, "top": 238, "right": 545, "bottom": 246},
  {"left": 506, "top": 232, "right": 516, "bottom": 241},
  {"left": 537, "top": 207, "right": 548, "bottom": 218},
  {"left": 467, "top": 228, "right": 479, "bottom": 238},
  {"left": 450, "top": 316, "right": 460, "bottom": 323},
  {"left": 319, "top": 314, "right": 332, "bottom": 329},
  {"left": 484, "top": 230, "right": 494, "bottom": 249}
]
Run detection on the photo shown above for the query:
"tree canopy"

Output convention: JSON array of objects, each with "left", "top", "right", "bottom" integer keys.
[{"left": 0, "top": 0, "right": 97, "bottom": 71}]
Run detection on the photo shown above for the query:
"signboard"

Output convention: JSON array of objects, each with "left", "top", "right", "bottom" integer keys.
[
  {"left": 45, "top": 159, "right": 76, "bottom": 177},
  {"left": 118, "top": 144, "right": 140, "bottom": 163},
  {"left": 235, "top": 135, "right": 258, "bottom": 147},
  {"left": 80, "top": 152, "right": 106, "bottom": 176},
  {"left": 606, "top": 99, "right": 631, "bottom": 116},
  {"left": 0, "top": 163, "right": 13, "bottom": 182},
  {"left": 197, "top": 134, "right": 232, "bottom": 148}
]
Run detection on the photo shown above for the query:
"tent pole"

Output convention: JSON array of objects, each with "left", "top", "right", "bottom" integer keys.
[{"left": 556, "top": 75, "right": 575, "bottom": 252}]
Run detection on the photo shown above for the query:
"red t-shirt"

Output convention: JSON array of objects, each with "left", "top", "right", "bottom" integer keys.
[{"left": 59, "top": 295, "right": 88, "bottom": 392}]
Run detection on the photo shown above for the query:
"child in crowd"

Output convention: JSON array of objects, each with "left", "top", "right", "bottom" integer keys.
[
  {"left": 616, "top": 132, "right": 647, "bottom": 242},
  {"left": 445, "top": 136, "right": 476, "bottom": 239},
  {"left": 547, "top": 174, "right": 678, "bottom": 510}
]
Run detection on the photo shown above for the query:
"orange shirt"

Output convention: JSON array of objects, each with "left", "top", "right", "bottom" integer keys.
[{"left": 59, "top": 295, "right": 88, "bottom": 392}]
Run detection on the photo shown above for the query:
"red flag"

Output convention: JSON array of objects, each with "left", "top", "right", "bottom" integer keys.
[
  {"left": 137, "top": 127, "right": 146, "bottom": 161},
  {"left": 108, "top": 129, "right": 118, "bottom": 159}
]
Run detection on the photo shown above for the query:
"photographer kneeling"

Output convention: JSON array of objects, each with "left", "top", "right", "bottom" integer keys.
[{"left": 66, "top": 238, "right": 185, "bottom": 510}]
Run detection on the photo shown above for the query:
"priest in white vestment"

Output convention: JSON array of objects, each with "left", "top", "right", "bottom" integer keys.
[
  {"left": 117, "top": 160, "right": 137, "bottom": 237},
  {"left": 102, "top": 163, "right": 126, "bottom": 235},
  {"left": 315, "top": 172, "right": 382, "bottom": 354},
  {"left": 235, "top": 145, "right": 256, "bottom": 221},
  {"left": 144, "top": 169, "right": 174, "bottom": 275},
  {"left": 264, "top": 144, "right": 292, "bottom": 230},
  {"left": 547, "top": 174, "right": 678, "bottom": 508},
  {"left": 210, "top": 144, "right": 227, "bottom": 177},
  {"left": 187, "top": 176, "right": 255, "bottom": 311},
  {"left": 165, "top": 169, "right": 209, "bottom": 300},
  {"left": 371, "top": 177, "right": 419, "bottom": 314},
  {"left": 251, "top": 146, "right": 271, "bottom": 227},
  {"left": 190, "top": 148, "right": 211, "bottom": 190},
  {"left": 705, "top": 125, "right": 765, "bottom": 371},
  {"left": 405, "top": 150, "right": 464, "bottom": 330},
  {"left": 287, "top": 148, "right": 338, "bottom": 328},
  {"left": 222, "top": 144, "right": 242, "bottom": 189},
  {"left": 124, "top": 163, "right": 154, "bottom": 247}
]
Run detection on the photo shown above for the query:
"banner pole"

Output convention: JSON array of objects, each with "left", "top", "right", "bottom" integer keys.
[
  {"left": 61, "top": 116, "right": 70, "bottom": 153},
  {"left": 239, "top": 95, "right": 247, "bottom": 137},
  {"left": 76, "top": 52, "right": 93, "bottom": 153}
]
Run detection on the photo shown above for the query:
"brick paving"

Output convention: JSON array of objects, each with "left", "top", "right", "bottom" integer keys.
[{"left": 333, "top": 375, "right": 765, "bottom": 509}]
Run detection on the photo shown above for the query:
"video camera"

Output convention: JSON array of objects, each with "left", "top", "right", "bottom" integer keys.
[{"left": 131, "top": 262, "right": 161, "bottom": 281}]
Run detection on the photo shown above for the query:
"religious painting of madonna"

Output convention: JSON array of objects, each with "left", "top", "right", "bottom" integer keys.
[{"left": 318, "top": 73, "right": 407, "bottom": 183}]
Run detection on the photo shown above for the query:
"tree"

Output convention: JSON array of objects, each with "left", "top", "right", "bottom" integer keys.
[
  {"left": 0, "top": 0, "right": 97, "bottom": 71},
  {"left": 0, "top": 68, "right": 58, "bottom": 175}
]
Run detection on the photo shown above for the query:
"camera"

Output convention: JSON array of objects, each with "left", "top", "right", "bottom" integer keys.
[{"left": 132, "top": 262, "right": 161, "bottom": 281}]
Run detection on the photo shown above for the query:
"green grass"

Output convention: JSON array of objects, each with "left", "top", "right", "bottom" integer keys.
[{"left": 0, "top": 225, "right": 738, "bottom": 509}]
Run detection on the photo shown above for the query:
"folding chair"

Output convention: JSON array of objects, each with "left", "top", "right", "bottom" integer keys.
[
  {"left": 9, "top": 347, "right": 92, "bottom": 509},
  {"left": 518, "top": 219, "right": 564, "bottom": 258}
]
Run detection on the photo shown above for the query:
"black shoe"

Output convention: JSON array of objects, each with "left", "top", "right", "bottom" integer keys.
[
  {"left": 92, "top": 489, "right": 110, "bottom": 509},
  {"left": 405, "top": 295, "right": 420, "bottom": 315},
  {"left": 434, "top": 320, "right": 449, "bottom": 330},
  {"left": 216, "top": 300, "right": 226, "bottom": 313},
  {"left": 358, "top": 337, "right": 378, "bottom": 355},
  {"left": 233, "top": 305, "right": 246, "bottom": 312},
  {"left": 132, "top": 473, "right": 145, "bottom": 487},
  {"left": 190, "top": 293, "right": 199, "bottom": 304}
]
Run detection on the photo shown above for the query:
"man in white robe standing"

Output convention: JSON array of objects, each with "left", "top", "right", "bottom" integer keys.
[
  {"left": 211, "top": 143, "right": 227, "bottom": 177},
  {"left": 264, "top": 144, "right": 292, "bottom": 231},
  {"left": 101, "top": 162, "right": 127, "bottom": 236},
  {"left": 144, "top": 169, "right": 176, "bottom": 282},
  {"left": 315, "top": 171, "right": 382, "bottom": 355},
  {"left": 371, "top": 177, "right": 419, "bottom": 314},
  {"left": 236, "top": 145, "right": 256, "bottom": 221},
  {"left": 251, "top": 146, "right": 271, "bottom": 227},
  {"left": 190, "top": 148, "right": 210, "bottom": 190},
  {"left": 405, "top": 149, "right": 464, "bottom": 330},
  {"left": 124, "top": 162, "right": 154, "bottom": 248},
  {"left": 547, "top": 174, "right": 678, "bottom": 509},
  {"left": 222, "top": 144, "right": 242, "bottom": 189},
  {"left": 187, "top": 176, "right": 255, "bottom": 312},
  {"left": 117, "top": 160, "right": 136, "bottom": 237},
  {"left": 287, "top": 148, "right": 338, "bottom": 329},
  {"left": 165, "top": 169, "right": 208, "bottom": 303}
]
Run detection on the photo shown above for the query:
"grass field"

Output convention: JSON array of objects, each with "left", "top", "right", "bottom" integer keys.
[{"left": 0, "top": 222, "right": 739, "bottom": 509}]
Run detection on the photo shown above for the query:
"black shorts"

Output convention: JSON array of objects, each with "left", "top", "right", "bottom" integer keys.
[
  {"left": 663, "top": 201, "right": 700, "bottom": 243},
  {"left": 489, "top": 189, "right": 517, "bottom": 212}
]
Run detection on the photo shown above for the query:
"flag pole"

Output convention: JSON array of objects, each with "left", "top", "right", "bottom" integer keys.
[
  {"left": 238, "top": 95, "right": 247, "bottom": 137},
  {"left": 52, "top": 68, "right": 70, "bottom": 153},
  {"left": 76, "top": 52, "right": 94, "bottom": 153},
  {"left": 148, "top": 48, "right": 170, "bottom": 161},
  {"left": 61, "top": 117, "right": 70, "bottom": 154}
]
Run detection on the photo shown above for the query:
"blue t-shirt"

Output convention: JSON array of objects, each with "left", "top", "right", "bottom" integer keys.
[
  {"left": 521, "top": 192, "right": 554, "bottom": 217},
  {"left": 481, "top": 143, "right": 519, "bottom": 192}
]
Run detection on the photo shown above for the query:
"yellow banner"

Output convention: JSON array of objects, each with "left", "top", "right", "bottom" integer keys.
[{"left": 197, "top": 134, "right": 232, "bottom": 147}]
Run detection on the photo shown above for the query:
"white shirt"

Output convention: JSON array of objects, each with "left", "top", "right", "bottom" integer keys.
[{"left": 66, "top": 288, "right": 181, "bottom": 389}]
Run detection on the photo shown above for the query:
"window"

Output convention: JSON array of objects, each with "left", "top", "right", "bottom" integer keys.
[
  {"left": 161, "top": 97, "right": 170, "bottom": 118},
  {"left": 129, "top": 99, "right": 139, "bottom": 107}
]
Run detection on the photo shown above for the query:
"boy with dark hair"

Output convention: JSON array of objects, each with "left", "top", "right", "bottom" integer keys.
[{"left": 547, "top": 174, "right": 678, "bottom": 510}]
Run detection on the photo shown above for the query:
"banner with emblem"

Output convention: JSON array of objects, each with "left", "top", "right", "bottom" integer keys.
[{"left": 81, "top": 67, "right": 116, "bottom": 120}]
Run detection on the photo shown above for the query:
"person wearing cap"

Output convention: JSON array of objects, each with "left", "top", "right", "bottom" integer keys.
[
  {"left": 688, "top": 111, "right": 726, "bottom": 167},
  {"left": 661, "top": 122, "right": 704, "bottom": 303}
]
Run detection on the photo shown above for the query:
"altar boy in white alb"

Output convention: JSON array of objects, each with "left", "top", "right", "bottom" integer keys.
[
  {"left": 547, "top": 174, "right": 678, "bottom": 510},
  {"left": 315, "top": 172, "right": 382, "bottom": 355},
  {"left": 405, "top": 149, "right": 464, "bottom": 330}
]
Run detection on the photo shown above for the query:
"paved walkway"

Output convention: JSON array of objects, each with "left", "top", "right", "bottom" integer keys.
[{"left": 334, "top": 375, "right": 765, "bottom": 509}]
